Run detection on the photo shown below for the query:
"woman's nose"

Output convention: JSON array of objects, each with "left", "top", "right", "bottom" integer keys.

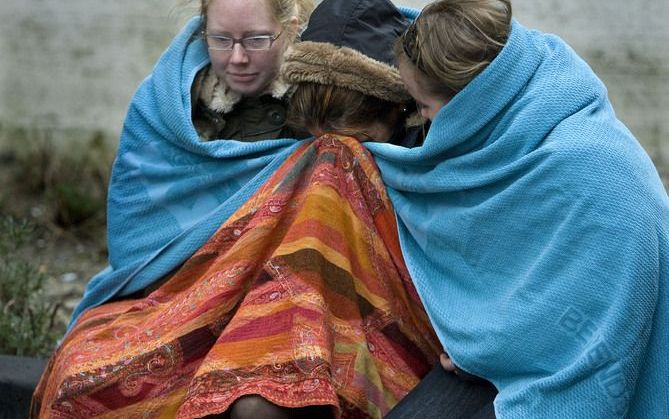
[{"left": 229, "top": 43, "right": 249, "bottom": 64}]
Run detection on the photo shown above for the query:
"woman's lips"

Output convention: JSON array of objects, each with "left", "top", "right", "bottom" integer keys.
[{"left": 228, "top": 73, "right": 258, "bottom": 83}]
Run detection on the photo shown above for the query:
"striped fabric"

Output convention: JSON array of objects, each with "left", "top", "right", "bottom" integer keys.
[{"left": 33, "top": 136, "right": 441, "bottom": 418}]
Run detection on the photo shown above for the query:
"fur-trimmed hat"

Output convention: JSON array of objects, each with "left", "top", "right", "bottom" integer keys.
[{"left": 282, "top": 0, "right": 410, "bottom": 104}]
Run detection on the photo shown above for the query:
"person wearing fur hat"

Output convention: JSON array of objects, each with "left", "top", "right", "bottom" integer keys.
[{"left": 283, "top": 0, "right": 424, "bottom": 146}]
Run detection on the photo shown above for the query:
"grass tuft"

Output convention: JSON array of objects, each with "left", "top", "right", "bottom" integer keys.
[{"left": 0, "top": 216, "right": 61, "bottom": 357}]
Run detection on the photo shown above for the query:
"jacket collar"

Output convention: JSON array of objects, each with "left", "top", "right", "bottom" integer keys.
[{"left": 192, "top": 64, "right": 290, "bottom": 114}]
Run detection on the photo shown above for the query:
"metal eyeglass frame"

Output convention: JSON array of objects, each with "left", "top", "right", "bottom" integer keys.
[{"left": 204, "top": 30, "right": 284, "bottom": 51}]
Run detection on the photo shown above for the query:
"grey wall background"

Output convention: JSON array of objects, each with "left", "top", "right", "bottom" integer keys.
[{"left": 0, "top": 0, "right": 667, "bottom": 185}]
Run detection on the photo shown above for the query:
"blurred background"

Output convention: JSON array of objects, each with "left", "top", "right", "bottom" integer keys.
[
  {"left": 1, "top": 0, "right": 667, "bottom": 168},
  {"left": 0, "top": 0, "right": 667, "bottom": 355}
]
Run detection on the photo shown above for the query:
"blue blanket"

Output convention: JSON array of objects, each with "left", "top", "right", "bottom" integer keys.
[
  {"left": 367, "top": 15, "right": 669, "bottom": 419},
  {"left": 72, "top": 11, "right": 668, "bottom": 418},
  {"left": 70, "top": 17, "right": 302, "bottom": 324}
]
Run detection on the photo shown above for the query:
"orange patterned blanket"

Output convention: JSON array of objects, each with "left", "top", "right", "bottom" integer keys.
[{"left": 33, "top": 136, "right": 440, "bottom": 418}]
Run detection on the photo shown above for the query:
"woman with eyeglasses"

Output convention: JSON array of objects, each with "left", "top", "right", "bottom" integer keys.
[
  {"left": 31, "top": 1, "right": 442, "bottom": 418},
  {"left": 193, "top": 0, "right": 313, "bottom": 141},
  {"left": 375, "top": 0, "right": 669, "bottom": 417}
]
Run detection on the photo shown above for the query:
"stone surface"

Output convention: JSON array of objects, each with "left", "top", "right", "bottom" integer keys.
[{"left": 0, "top": 355, "right": 48, "bottom": 419}]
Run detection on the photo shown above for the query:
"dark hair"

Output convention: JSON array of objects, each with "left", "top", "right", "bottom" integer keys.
[
  {"left": 287, "top": 82, "right": 398, "bottom": 141},
  {"left": 395, "top": 0, "right": 512, "bottom": 98}
]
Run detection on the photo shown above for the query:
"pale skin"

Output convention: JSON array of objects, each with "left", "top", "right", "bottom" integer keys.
[
  {"left": 398, "top": 58, "right": 449, "bottom": 122},
  {"left": 206, "top": 0, "right": 298, "bottom": 97}
]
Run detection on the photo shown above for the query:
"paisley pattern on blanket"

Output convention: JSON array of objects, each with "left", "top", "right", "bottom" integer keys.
[{"left": 32, "top": 136, "right": 441, "bottom": 419}]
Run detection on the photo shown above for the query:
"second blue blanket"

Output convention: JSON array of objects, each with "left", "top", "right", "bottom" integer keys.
[{"left": 367, "top": 18, "right": 669, "bottom": 419}]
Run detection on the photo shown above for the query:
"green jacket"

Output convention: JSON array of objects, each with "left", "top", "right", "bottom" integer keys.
[{"left": 191, "top": 65, "right": 303, "bottom": 142}]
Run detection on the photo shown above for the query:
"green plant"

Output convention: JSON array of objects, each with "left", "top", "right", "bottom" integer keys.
[
  {"left": 11, "top": 130, "right": 111, "bottom": 229},
  {"left": 0, "top": 216, "right": 61, "bottom": 356},
  {"left": 51, "top": 132, "right": 109, "bottom": 227}
]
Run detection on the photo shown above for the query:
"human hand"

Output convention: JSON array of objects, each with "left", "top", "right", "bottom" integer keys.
[
  {"left": 440, "top": 353, "right": 488, "bottom": 383},
  {"left": 440, "top": 353, "right": 457, "bottom": 373}
]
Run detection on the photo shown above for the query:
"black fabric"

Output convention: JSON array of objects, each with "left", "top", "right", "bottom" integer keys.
[
  {"left": 192, "top": 95, "right": 309, "bottom": 142},
  {"left": 391, "top": 120, "right": 429, "bottom": 148},
  {"left": 384, "top": 364, "right": 497, "bottom": 419},
  {"left": 301, "top": 0, "right": 409, "bottom": 66},
  {"left": 0, "top": 355, "right": 48, "bottom": 419}
]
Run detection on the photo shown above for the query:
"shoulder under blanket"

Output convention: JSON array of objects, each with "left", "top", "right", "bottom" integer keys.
[
  {"left": 70, "top": 17, "right": 301, "bottom": 325},
  {"left": 366, "top": 18, "right": 669, "bottom": 418}
]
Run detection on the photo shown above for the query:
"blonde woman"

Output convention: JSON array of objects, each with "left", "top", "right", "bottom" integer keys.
[{"left": 192, "top": 0, "right": 313, "bottom": 141}]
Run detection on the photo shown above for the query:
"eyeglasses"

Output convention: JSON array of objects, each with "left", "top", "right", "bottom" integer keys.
[{"left": 204, "top": 30, "right": 283, "bottom": 51}]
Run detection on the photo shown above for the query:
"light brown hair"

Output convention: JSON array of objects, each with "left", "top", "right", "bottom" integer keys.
[
  {"left": 287, "top": 82, "right": 398, "bottom": 141},
  {"left": 199, "top": 0, "right": 314, "bottom": 39},
  {"left": 396, "top": 0, "right": 512, "bottom": 99}
]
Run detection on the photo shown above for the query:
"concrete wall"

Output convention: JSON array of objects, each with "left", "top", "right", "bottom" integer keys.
[
  {"left": 0, "top": 0, "right": 194, "bottom": 148},
  {"left": 1, "top": 0, "right": 667, "bottom": 184}
]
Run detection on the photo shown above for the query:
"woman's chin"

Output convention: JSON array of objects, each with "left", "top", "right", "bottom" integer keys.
[{"left": 226, "top": 76, "right": 267, "bottom": 97}]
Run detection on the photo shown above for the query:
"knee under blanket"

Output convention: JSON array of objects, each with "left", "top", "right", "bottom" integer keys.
[{"left": 71, "top": 11, "right": 668, "bottom": 418}]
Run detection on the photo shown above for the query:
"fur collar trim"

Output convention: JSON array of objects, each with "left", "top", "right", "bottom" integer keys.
[
  {"left": 281, "top": 41, "right": 411, "bottom": 104},
  {"left": 193, "top": 65, "right": 290, "bottom": 114}
]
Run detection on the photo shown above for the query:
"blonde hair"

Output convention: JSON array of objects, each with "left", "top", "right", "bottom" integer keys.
[
  {"left": 199, "top": 0, "right": 314, "bottom": 40},
  {"left": 396, "top": 0, "right": 512, "bottom": 98}
]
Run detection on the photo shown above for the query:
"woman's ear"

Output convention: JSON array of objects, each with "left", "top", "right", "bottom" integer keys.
[{"left": 290, "top": 15, "right": 299, "bottom": 38}]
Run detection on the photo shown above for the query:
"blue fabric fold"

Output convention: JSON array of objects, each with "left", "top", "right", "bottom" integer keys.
[
  {"left": 69, "top": 17, "right": 301, "bottom": 326},
  {"left": 366, "top": 19, "right": 669, "bottom": 418}
]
